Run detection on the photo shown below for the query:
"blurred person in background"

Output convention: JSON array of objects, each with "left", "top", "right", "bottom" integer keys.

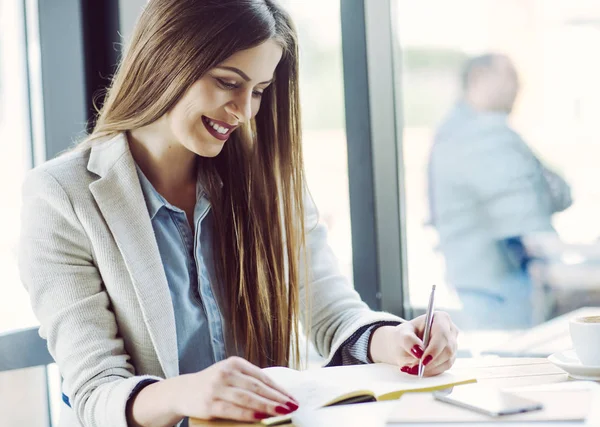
[{"left": 427, "top": 53, "right": 572, "bottom": 330}]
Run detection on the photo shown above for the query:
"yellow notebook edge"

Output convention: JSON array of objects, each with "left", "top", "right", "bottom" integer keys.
[{"left": 378, "top": 377, "right": 478, "bottom": 401}]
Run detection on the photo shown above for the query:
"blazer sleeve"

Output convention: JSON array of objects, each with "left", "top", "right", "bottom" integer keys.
[
  {"left": 18, "top": 168, "right": 162, "bottom": 427},
  {"left": 299, "top": 192, "right": 404, "bottom": 366}
]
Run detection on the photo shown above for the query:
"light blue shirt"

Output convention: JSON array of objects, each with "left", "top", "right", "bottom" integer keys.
[
  {"left": 428, "top": 102, "right": 570, "bottom": 329},
  {"left": 136, "top": 166, "right": 226, "bottom": 375}
]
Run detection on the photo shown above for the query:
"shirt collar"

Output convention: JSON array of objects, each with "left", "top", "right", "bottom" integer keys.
[
  {"left": 135, "top": 164, "right": 175, "bottom": 220},
  {"left": 135, "top": 162, "right": 208, "bottom": 220}
]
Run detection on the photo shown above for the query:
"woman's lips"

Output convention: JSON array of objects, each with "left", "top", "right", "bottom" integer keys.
[{"left": 202, "top": 116, "right": 236, "bottom": 141}]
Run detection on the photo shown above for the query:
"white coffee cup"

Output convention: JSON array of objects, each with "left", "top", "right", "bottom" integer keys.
[{"left": 569, "top": 316, "right": 600, "bottom": 366}]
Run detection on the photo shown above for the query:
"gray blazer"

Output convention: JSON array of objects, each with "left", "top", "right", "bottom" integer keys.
[{"left": 19, "top": 133, "right": 403, "bottom": 427}]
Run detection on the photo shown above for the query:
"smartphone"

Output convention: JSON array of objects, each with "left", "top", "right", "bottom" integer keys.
[{"left": 433, "top": 384, "right": 543, "bottom": 417}]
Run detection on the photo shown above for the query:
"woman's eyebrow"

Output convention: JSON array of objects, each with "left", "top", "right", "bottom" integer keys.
[{"left": 215, "top": 66, "right": 273, "bottom": 85}]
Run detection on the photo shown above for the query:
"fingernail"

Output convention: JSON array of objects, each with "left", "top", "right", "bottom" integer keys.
[
  {"left": 254, "top": 412, "right": 270, "bottom": 420},
  {"left": 409, "top": 365, "right": 419, "bottom": 375},
  {"left": 423, "top": 355, "right": 433, "bottom": 366},
  {"left": 401, "top": 366, "right": 411, "bottom": 373},
  {"left": 286, "top": 401, "right": 299, "bottom": 411},
  {"left": 411, "top": 345, "right": 424, "bottom": 359},
  {"left": 275, "top": 406, "right": 293, "bottom": 415}
]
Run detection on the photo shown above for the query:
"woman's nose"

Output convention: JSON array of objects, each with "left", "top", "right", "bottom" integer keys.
[{"left": 227, "top": 91, "right": 253, "bottom": 123}]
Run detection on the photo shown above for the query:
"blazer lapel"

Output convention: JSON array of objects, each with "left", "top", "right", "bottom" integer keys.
[{"left": 87, "top": 134, "right": 179, "bottom": 378}]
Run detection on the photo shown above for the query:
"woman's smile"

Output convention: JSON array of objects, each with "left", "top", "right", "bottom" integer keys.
[{"left": 202, "top": 115, "right": 237, "bottom": 141}]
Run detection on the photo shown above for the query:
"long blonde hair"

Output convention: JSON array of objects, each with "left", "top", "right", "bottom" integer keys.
[{"left": 85, "top": 0, "right": 305, "bottom": 368}]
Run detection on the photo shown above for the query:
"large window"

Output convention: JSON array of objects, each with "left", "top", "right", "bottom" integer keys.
[
  {"left": 0, "top": 2, "right": 54, "bottom": 425},
  {"left": 0, "top": 0, "right": 36, "bottom": 333},
  {"left": 395, "top": 0, "right": 600, "bottom": 330},
  {"left": 281, "top": 0, "right": 354, "bottom": 285}
]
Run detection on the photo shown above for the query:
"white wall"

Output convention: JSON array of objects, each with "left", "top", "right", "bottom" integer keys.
[{"left": 119, "top": 0, "right": 147, "bottom": 45}]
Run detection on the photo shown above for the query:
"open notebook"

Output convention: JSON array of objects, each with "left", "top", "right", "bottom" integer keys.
[{"left": 261, "top": 363, "right": 476, "bottom": 426}]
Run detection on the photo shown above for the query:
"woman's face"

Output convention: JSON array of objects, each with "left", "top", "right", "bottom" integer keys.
[{"left": 167, "top": 40, "right": 283, "bottom": 157}]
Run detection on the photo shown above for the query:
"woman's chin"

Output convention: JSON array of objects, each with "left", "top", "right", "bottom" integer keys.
[{"left": 189, "top": 137, "right": 226, "bottom": 158}]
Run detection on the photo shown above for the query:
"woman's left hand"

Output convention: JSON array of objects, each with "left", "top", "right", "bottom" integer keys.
[{"left": 369, "top": 311, "right": 459, "bottom": 377}]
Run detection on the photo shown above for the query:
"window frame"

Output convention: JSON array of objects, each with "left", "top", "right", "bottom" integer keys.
[{"left": 340, "top": 0, "right": 409, "bottom": 318}]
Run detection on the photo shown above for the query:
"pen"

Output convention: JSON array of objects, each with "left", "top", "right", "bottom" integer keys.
[{"left": 418, "top": 284, "right": 436, "bottom": 378}]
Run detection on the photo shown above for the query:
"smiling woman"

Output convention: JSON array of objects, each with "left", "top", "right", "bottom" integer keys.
[
  {"left": 128, "top": 41, "right": 283, "bottom": 158},
  {"left": 18, "top": 1, "right": 459, "bottom": 427}
]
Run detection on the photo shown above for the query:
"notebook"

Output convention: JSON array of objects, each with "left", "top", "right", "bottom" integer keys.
[{"left": 261, "top": 363, "right": 477, "bottom": 426}]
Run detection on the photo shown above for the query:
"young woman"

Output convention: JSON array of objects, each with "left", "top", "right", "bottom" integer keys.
[{"left": 19, "top": 1, "right": 458, "bottom": 426}]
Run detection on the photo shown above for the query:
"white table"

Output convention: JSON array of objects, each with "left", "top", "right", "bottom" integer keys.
[{"left": 190, "top": 357, "right": 580, "bottom": 427}]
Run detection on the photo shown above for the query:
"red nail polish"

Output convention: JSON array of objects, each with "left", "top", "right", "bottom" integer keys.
[
  {"left": 275, "top": 406, "right": 292, "bottom": 415},
  {"left": 401, "top": 366, "right": 410, "bottom": 373},
  {"left": 286, "top": 401, "right": 299, "bottom": 411},
  {"left": 423, "top": 355, "right": 433, "bottom": 366},
  {"left": 254, "top": 412, "right": 270, "bottom": 420},
  {"left": 411, "top": 345, "right": 424, "bottom": 359},
  {"left": 409, "top": 365, "right": 419, "bottom": 375}
]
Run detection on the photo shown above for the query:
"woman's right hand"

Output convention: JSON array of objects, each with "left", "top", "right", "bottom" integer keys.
[{"left": 173, "top": 356, "right": 299, "bottom": 422}]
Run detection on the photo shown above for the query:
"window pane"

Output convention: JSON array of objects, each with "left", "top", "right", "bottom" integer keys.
[
  {"left": 0, "top": 1, "right": 50, "bottom": 426},
  {"left": 395, "top": 0, "right": 600, "bottom": 331},
  {"left": 0, "top": 0, "right": 36, "bottom": 332},
  {"left": 281, "top": 0, "right": 354, "bottom": 285}
]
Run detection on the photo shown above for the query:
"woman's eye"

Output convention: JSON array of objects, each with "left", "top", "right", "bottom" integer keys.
[
  {"left": 216, "top": 78, "right": 238, "bottom": 89},
  {"left": 215, "top": 77, "right": 263, "bottom": 99}
]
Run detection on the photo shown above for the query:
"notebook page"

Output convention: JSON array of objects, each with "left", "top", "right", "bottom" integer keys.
[
  {"left": 369, "top": 372, "right": 475, "bottom": 398},
  {"left": 264, "top": 364, "right": 475, "bottom": 405},
  {"left": 310, "top": 363, "right": 475, "bottom": 398},
  {"left": 263, "top": 367, "right": 363, "bottom": 409}
]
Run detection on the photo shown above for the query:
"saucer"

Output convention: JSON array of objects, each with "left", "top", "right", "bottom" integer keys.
[{"left": 548, "top": 349, "right": 600, "bottom": 380}]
